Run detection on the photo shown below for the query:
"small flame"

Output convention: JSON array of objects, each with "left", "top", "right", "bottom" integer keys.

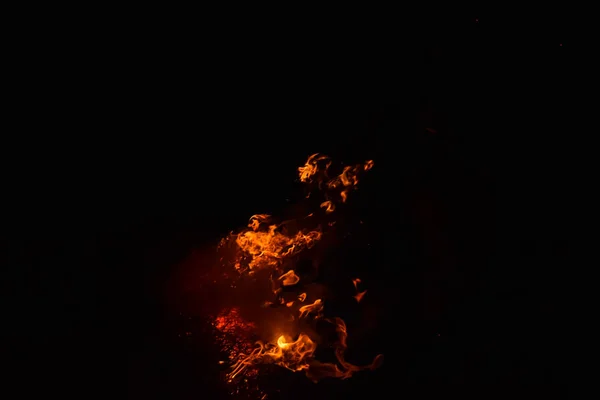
[
  {"left": 297, "top": 293, "right": 307, "bottom": 302},
  {"left": 298, "top": 153, "right": 332, "bottom": 183},
  {"left": 298, "top": 155, "right": 374, "bottom": 205},
  {"left": 278, "top": 269, "right": 300, "bottom": 286},
  {"left": 298, "top": 299, "right": 324, "bottom": 319},
  {"left": 320, "top": 200, "right": 335, "bottom": 213},
  {"left": 233, "top": 217, "right": 322, "bottom": 272},
  {"left": 354, "top": 290, "right": 367, "bottom": 303}
]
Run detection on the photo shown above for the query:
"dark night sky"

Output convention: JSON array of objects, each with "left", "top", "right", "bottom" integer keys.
[{"left": 3, "top": 13, "right": 571, "bottom": 398}]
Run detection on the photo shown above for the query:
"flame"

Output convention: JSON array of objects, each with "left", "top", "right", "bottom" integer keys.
[
  {"left": 354, "top": 290, "right": 367, "bottom": 303},
  {"left": 298, "top": 153, "right": 332, "bottom": 183},
  {"left": 298, "top": 299, "right": 324, "bottom": 319},
  {"left": 320, "top": 200, "right": 335, "bottom": 213},
  {"left": 298, "top": 154, "right": 374, "bottom": 205},
  {"left": 228, "top": 334, "right": 318, "bottom": 382},
  {"left": 213, "top": 153, "right": 381, "bottom": 389},
  {"left": 352, "top": 278, "right": 367, "bottom": 302},
  {"left": 227, "top": 314, "right": 383, "bottom": 384},
  {"left": 232, "top": 216, "right": 322, "bottom": 272},
  {"left": 278, "top": 269, "right": 300, "bottom": 286}
]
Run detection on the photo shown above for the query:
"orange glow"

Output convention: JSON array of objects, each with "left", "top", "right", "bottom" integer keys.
[{"left": 212, "top": 308, "right": 256, "bottom": 364}]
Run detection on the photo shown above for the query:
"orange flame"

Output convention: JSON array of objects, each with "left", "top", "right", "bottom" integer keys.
[
  {"left": 298, "top": 299, "right": 324, "bottom": 319},
  {"left": 278, "top": 269, "right": 300, "bottom": 286},
  {"left": 354, "top": 290, "right": 367, "bottom": 303},
  {"left": 298, "top": 153, "right": 332, "bottom": 183},
  {"left": 228, "top": 334, "right": 318, "bottom": 382},
  {"left": 215, "top": 153, "right": 381, "bottom": 387},
  {"left": 227, "top": 314, "right": 383, "bottom": 384},
  {"left": 232, "top": 215, "right": 322, "bottom": 272},
  {"left": 298, "top": 154, "right": 374, "bottom": 205},
  {"left": 320, "top": 200, "right": 336, "bottom": 213}
]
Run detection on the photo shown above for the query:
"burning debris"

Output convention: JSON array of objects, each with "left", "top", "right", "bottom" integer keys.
[{"left": 212, "top": 153, "right": 382, "bottom": 390}]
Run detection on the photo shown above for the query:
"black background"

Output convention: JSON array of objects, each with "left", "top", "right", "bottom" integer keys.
[{"left": 3, "top": 12, "right": 571, "bottom": 398}]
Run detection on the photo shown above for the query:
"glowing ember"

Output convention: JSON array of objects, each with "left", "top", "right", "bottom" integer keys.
[
  {"left": 212, "top": 153, "right": 381, "bottom": 390},
  {"left": 212, "top": 308, "right": 256, "bottom": 363}
]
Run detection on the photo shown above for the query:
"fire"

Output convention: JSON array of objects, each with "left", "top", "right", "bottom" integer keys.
[
  {"left": 298, "top": 153, "right": 332, "bottom": 183},
  {"left": 227, "top": 315, "right": 384, "bottom": 384},
  {"left": 352, "top": 278, "right": 367, "bottom": 302},
  {"left": 278, "top": 269, "right": 300, "bottom": 286},
  {"left": 298, "top": 153, "right": 373, "bottom": 204},
  {"left": 354, "top": 291, "right": 367, "bottom": 303},
  {"left": 229, "top": 214, "right": 322, "bottom": 272},
  {"left": 298, "top": 299, "right": 323, "bottom": 319},
  {"left": 212, "top": 153, "right": 381, "bottom": 389},
  {"left": 320, "top": 200, "right": 335, "bottom": 213}
]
